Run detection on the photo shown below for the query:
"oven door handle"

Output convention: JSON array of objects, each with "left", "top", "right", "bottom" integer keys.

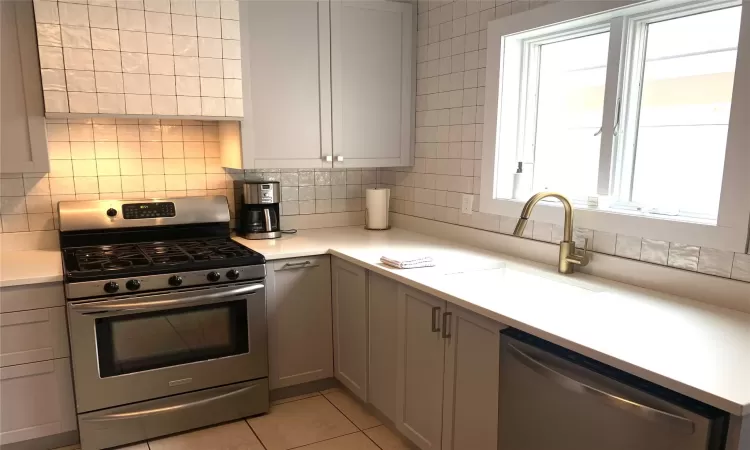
[
  {"left": 69, "top": 284, "right": 264, "bottom": 315},
  {"left": 81, "top": 384, "right": 258, "bottom": 422}
]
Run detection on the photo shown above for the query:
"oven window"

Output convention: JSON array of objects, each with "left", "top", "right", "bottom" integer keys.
[{"left": 95, "top": 300, "right": 249, "bottom": 377}]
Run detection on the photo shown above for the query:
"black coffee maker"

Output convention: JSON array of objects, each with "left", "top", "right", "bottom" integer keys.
[{"left": 237, "top": 181, "right": 281, "bottom": 239}]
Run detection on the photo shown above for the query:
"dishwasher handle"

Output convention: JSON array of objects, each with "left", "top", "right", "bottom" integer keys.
[{"left": 507, "top": 343, "right": 696, "bottom": 435}]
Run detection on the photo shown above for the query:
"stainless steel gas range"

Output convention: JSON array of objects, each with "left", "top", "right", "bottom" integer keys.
[{"left": 58, "top": 196, "right": 269, "bottom": 450}]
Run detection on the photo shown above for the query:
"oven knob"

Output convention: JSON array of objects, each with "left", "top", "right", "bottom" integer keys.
[
  {"left": 103, "top": 281, "right": 119, "bottom": 293},
  {"left": 207, "top": 271, "right": 221, "bottom": 282},
  {"left": 168, "top": 275, "right": 183, "bottom": 286},
  {"left": 226, "top": 269, "right": 240, "bottom": 280},
  {"left": 126, "top": 279, "right": 141, "bottom": 291},
  {"left": 106, "top": 208, "right": 117, "bottom": 217}
]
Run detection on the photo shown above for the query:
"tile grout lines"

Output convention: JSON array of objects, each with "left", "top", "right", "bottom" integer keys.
[{"left": 318, "top": 389, "right": 386, "bottom": 450}]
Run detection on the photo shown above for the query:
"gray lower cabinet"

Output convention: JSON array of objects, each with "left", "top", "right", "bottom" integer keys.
[
  {"left": 367, "top": 273, "right": 400, "bottom": 422},
  {"left": 396, "top": 286, "right": 446, "bottom": 450},
  {"left": 391, "top": 284, "right": 504, "bottom": 450},
  {"left": 331, "top": 257, "right": 368, "bottom": 401},
  {"left": 0, "top": 283, "right": 76, "bottom": 448},
  {"left": 266, "top": 256, "right": 333, "bottom": 389},
  {"left": 441, "top": 304, "right": 506, "bottom": 450}
]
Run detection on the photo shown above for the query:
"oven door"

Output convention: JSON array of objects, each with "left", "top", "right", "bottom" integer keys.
[{"left": 67, "top": 282, "right": 267, "bottom": 413}]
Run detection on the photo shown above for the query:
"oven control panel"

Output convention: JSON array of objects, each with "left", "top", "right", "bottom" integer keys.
[{"left": 122, "top": 202, "right": 176, "bottom": 219}]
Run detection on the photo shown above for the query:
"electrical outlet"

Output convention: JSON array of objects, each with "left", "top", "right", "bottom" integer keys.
[{"left": 461, "top": 194, "right": 473, "bottom": 215}]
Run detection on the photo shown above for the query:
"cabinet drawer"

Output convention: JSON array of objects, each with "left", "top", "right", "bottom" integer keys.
[
  {"left": 0, "top": 306, "right": 69, "bottom": 367},
  {"left": 0, "top": 358, "right": 77, "bottom": 445},
  {"left": 0, "top": 283, "right": 65, "bottom": 313}
]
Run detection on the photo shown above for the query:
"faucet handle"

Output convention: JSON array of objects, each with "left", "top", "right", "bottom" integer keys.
[{"left": 567, "top": 238, "right": 590, "bottom": 266}]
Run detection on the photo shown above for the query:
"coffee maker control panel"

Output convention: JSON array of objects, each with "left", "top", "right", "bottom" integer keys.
[{"left": 259, "top": 184, "right": 276, "bottom": 204}]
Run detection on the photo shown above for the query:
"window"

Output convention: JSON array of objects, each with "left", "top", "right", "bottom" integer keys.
[{"left": 481, "top": 0, "right": 750, "bottom": 251}]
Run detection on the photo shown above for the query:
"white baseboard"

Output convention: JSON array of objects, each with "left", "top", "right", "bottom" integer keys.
[{"left": 392, "top": 213, "right": 750, "bottom": 314}]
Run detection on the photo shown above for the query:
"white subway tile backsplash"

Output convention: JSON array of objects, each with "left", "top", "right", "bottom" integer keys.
[
  {"left": 39, "top": 46, "right": 65, "bottom": 69},
  {"left": 668, "top": 243, "right": 700, "bottom": 271},
  {"left": 640, "top": 239, "right": 669, "bottom": 265},
  {"left": 41, "top": 69, "right": 67, "bottom": 91},
  {"left": 97, "top": 93, "right": 126, "bottom": 113},
  {"left": 170, "top": 0, "right": 196, "bottom": 16},
  {"left": 145, "top": 11, "right": 172, "bottom": 34},
  {"left": 118, "top": 8, "right": 146, "bottom": 31},
  {"left": 176, "top": 96, "right": 202, "bottom": 115},
  {"left": 120, "top": 30, "right": 148, "bottom": 52},
  {"left": 195, "top": 0, "right": 220, "bottom": 19},
  {"left": 123, "top": 73, "right": 151, "bottom": 94},
  {"left": 176, "top": 76, "right": 200, "bottom": 96},
  {"left": 144, "top": 0, "right": 170, "bottom": 13},
  {"left": 224, "top": 98, "right": 242, "bottom": 116},
  {"left": 95, "top": 71, "right": 124, "bottom": 93},
  {"left": 89, "top": 5, "right": 118, "bottom": 29},
  {"left": 174, "top": 56, "right": 200, "bottom": 76},
  {"left": 64, "top": 48, "right": 94, "bottom": 70},
  {"left": 121, "top": 52, "right": 150, "bottom": 73},
  {"left": 173, "top": 35, "right": 198, "bottom": 56},
  {"left": 93, "top": 49, "right": 122, "bottom": 71},
  {"left": 125, "top": 93, "right": 153, "bottom": 113},
  {"left": 148, "top": 54, "right": 175, "bottom": 75},
  {"left": 61, "top": 26, "right": 92, "bottom": 49},
  {"left": 200, "top": 77, "right": 223, "bottom": 97},
  {"left": 34, "top": 1, "right": 60, "bottom": 24},
  {"left": 196, "top": 16, "right": 221, "bottom": 38},
  {"left": 147, "top": 32, "right": 174, "bottom": 54},
  {"left": 91, "top": 28, "right": 121, "bottom": 51},
  {"left": 198, "top": 57, "right": 222, "bottom": 78},
  {"left": 151, "top": 94, "right": 177, "bottom": 114},
  {"left": 220, "top": 18, "right": 239, "bottom": 40},
  {"left": 222, "top": 39, "right": 240, "bottom": 59},
  {"left": 200, "top": 96, "right": 224, "bottom": 116},
  {"left": 68, "top": 91, "right": 99, "bottom": 113},
  {"left": 172, "top": 13, "right": 197, "bottom": 36},
  {"left": 697, "top": 247, "right": 734, "bottom": 278},
  {"left": 59, "top": 2, "right": 89, "bottom": 26}
]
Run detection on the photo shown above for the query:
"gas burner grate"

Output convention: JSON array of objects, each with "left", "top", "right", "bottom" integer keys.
[{"left": 64, "top": 238, "right": 258, "bottom": 276}]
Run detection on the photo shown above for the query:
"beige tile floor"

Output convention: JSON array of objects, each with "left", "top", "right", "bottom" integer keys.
[{"left": 58, "top": 388, "right": 414, "bottom": 450}]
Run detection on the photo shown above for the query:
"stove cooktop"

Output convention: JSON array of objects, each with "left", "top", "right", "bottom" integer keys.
[{"left": 63, "top": 238, "right": 265, "bottom": 282}]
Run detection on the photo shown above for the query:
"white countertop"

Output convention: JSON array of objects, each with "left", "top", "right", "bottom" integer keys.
[
  {"left": 0, "top": 250, "right": 63, "bottom": 287},
  {"left": 235, "top": 227, "right": 750, "bottom": 416}
]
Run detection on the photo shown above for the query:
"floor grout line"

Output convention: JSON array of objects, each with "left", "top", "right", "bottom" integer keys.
[
  {"left": 319, "top": 389, "right": 361, "bottom": 431},
  {"left": 362, "top": 427, "right": 386, "bottom": 450},
  {"left": 286, "top": 430, "right": 363, "bottom": 450},
  {"left": 242, "top": 419, "right": 268, "bottom": 450}
]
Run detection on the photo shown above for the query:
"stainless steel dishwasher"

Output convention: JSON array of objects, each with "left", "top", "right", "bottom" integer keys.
[{"left": 498, "top": 329, "right": 728, "bottom": 450}]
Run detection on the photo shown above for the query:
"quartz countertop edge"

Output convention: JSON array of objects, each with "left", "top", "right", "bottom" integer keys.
[
  {"left": 234, "top": 227, "right": 750, "bottom": 417},
  {"left": 0, "top": 250, "right": 64, "bottom": 287}
]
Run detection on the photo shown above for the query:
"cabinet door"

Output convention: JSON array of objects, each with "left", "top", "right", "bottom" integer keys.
[
  {"left": 0, "top": 307, "right": 69, "bottom": 367},
  {"left": 239, "top": 1, "right": 333, "bottom": 169},
  {"left": 331, "top": 257, "right": 368, "bottom": 400},
  {"left": 0, "top": 359, "right": 77, "bottom": 445},
  {"left": 1, "top": 1, "right": 49, "bottom": 173},
  {"left": 367, "top": 272, "right": 399, "bottom": 422},
  {"left": 267, "top": 256, "right": 333, "bottom": 389},
  {"left": 441, "top": 305, "right": 505, "bottom": 450},
  {"left": 396, "top": 286, "right": 445, "bottom": 450},
  {"left": 330, "top": 1, "right": 414, "bottom": 168}
]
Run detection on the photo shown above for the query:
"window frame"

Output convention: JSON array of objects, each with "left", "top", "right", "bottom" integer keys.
[{"left": 480, "top": 0, "right": 750, "bottom": 252}]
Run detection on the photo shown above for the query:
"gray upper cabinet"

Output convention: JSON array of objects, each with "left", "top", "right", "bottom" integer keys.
[
  {"left": 266, "top": 256, "right": 333, "bottom": 390},
  {"left": 229, "top": 0, "right": 332, "bottom": 170},
  {"left": 1, "top": 1, "right": 49, "bottom": 173},
  {"left": 330, "top": 1, "right": 414, "bottom": 168},
  {"left": 221, "top": 0, "right": 413, "bottom": 170},
  {"left": 331, "top": 257, "right": 368, "bottom": 401}
]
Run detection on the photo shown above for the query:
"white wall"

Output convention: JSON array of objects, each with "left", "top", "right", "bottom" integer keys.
[{"left": 378, "top": 0, "right": 750, "bottom": 284}]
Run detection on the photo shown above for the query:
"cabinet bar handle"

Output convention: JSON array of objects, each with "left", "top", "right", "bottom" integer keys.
[
  {"left": 442, "top": 312, "right": 452, "bottom": 338},
  {"left": 431, "top": 306, "right": 441, "bottom": 332},
  {"left": 279, "top": 261, "right": 313, "bottom": 270}
]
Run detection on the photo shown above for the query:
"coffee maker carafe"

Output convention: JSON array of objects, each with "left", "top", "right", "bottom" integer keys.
[{"left": 238, "top": 182, "right": 282, "bottom": 239}]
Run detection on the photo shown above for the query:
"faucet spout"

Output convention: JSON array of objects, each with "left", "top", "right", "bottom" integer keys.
[
  {"left": 513, "top": 192, "right": 587, "bottom": 274},
  {"left": 513, "top": 192, "right": 574, "bottom": 242}
]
